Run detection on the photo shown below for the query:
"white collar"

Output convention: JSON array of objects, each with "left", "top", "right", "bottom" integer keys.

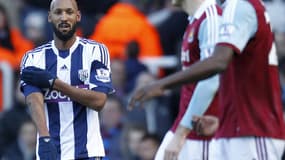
[{"left": 51, "top": 36, "right": 80, "bottom": 56}]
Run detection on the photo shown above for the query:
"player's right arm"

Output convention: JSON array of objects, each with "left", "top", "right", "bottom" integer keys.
[
  {"left": 20, "top": 52, "right": 49, "bottom": 137},
  {"left": 20, "top": 52, "right": 58, "bottom": 159},
  {"left": 26, "top": 92, "right": 49, "bottom": 137}
]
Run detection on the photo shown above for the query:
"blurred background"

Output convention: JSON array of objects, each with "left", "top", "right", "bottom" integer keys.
[{"left": 0, "top": 0, "right": 284, "bottom": 160}]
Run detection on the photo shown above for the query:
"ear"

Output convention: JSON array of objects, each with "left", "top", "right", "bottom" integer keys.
[
  {"left": 77, "top": 10, "right": 81, "bottom": 22},
  {"left": 48, "top": 11, "right": 52, "bottom": 23}
]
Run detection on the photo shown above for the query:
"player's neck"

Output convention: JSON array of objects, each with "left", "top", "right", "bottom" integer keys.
[{"left": 54, "top": 34, "right": 77, "bottom": 50}]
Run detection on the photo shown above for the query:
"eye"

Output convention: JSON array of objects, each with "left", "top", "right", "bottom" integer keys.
[
  {"left": 54, "top": 9, "right": 62, "bottom": 15},
  {"left": 66, "top": 9, "right": 74, "bottom": 15}
]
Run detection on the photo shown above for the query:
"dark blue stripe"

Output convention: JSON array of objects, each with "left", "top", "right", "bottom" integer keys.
[
  {"left": 102, "top": 45, "right": 108, "bottom": 66},
  {"left": 91, "top": 46, "right": 96, "bottom": 57},
  {"left": 105, "top": 46, "right": 109, "bottom": 67},
  {"left": 45, "top": 49, "right": 61, "bottom": 159},
  {"left": 71, "top": 44, "right": 88, "bottom": 158},
  {"left": 99, "top": 46, "right": 104, "bottom": 65},
  {"left": 80, "top": 157, "right": 103, "bottom": 160},
  {"left": 21, "top": 53, "right": 30, "bottom": 68}
]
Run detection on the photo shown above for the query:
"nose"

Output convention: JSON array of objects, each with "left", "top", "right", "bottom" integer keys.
[{"left": 60, "top": 12, "right": 68, "bottom": 21}]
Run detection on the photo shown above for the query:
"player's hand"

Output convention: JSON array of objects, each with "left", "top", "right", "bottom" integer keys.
[
  {"left": 192, "top": 115, "right": 219, "bottom": 136},
  {"left": 163, "top": 131, "right": 187, "bottom": 160},
  {"left": 21, "top": 66, "right": 57, "bottom": 89},
  {"left": 127, "top": 82, "right": 164, "bottom": 110},
  {"left": 38, "top": 136, "right": 58, "bottom": 160}
]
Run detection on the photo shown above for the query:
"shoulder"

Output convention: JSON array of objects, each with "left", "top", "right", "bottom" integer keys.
[
  {"left": 224, "top": 0, "right": 255, "bottom": 17},
  {"left": 26, "top": 41, "right": 53, "bottom": 55},
  {"left": 78, "top": 37, "right": 107, "bottom": 48},
  {"left": 199, "top": 4, "right": 222, "bottom": 28}
]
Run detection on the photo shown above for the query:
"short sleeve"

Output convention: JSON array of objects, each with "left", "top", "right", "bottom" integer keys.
[
  {"left": 89, "top": 44, "right": 114, "bottom": 94},
  {"left": 20, "top": 52, "right": 41, "bottom": 96},
  {"left": 217, "top": 0, "right": 258, "bottom": 53}
]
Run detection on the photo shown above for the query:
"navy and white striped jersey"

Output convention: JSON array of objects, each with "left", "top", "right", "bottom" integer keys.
[{"left": 20, "top": 37, "right": 114, "bottom": 159}]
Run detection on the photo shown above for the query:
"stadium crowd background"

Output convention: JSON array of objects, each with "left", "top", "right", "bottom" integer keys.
[{"left": 0, "top": 0, "right": 284, "bottom": 159}]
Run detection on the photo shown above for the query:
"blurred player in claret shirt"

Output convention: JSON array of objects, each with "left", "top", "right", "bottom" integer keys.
[
  {"left": 128, "top": 0, "right": 222, "bottom": 159},
  {"left": 20, "top": 0, "right": 114, "bottom": 159},
  {"left": 129, "top": 0, "right": 285, "bottom": 159}
]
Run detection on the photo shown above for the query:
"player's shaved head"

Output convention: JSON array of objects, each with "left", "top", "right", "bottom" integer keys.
[{"left": 50, "top": 0, "right": 78, "bottom": 11}]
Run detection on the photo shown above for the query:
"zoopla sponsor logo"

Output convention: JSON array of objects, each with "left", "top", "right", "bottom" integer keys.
[
  {"left": 44, "top": 85, "right": 89, "bottom": 102},
  {"left": 44, "top": 90, "right": 71, "bottom": 102}
]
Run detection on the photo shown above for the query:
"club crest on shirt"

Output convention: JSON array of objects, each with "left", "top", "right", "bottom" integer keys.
[
  {"left": 78, "top": 69, "right": 89, "bottom": 82},
  {"left": 219, "top": 24, "right": 235, "bottom": 38},
  {"left": 95, "top": 68, "right": 110, "bottom": 83},
  {"left": 188, "top": 28, "right": 195, "bottom": 43}
]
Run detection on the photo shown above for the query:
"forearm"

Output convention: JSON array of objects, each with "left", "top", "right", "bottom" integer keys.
[
  {"left": 160, "top": 46, "right": 232, "bottom": 90},
  {"left": 53, "top": 79, "right": 107, "bottom": 111},
  {"left": 180, "top": 75, "right": 219, "bottom": 129},
  {"left": 26, "top": 93, "right": 49, "bottom": 137},
  {"left": 160, "top": 58, "right": 220, "bottom": 89}
]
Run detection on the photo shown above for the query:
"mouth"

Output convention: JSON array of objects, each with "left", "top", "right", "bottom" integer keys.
[{"left": 58, "top": 23, "right": 71, "bottom": 31}]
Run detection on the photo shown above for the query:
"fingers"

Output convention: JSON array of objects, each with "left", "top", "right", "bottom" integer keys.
[
  {"left": 192, "top": 115, "right": 201, "bottom": 134},
  {"left": 127, "top": 89, "right": 146, "bottom": 110},
  {"left": 192, "top": 115, "right": 219, "bottom": 136}
]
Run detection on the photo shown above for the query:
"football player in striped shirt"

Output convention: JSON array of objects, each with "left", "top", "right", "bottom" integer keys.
[{"left": 20, "top": 0, "right": 114, "bottom": 159}]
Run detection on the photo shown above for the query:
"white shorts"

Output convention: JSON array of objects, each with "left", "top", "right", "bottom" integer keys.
[
  {"left": 209, "top": 137, "right": 285, "bottom": 160},
  {"left": 155, "top": 131, "right": 211, "bottom": 160}
]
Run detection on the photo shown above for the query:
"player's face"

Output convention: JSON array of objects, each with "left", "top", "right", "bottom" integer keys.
[
  {"left": 171, "top": 0, "right": 184, "bottom": 7},
  {"left": 48, "top": 0, "right": 81, "bottom": 41}
]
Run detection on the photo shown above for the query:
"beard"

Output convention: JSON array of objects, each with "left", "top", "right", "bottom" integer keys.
[{"left": 52, "top": 22, "right": 77, "bottom": 41}]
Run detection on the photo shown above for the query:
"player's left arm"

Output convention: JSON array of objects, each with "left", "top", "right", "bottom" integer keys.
[{"left": 52, "top": 79, "right": 108, "bottom": 111}]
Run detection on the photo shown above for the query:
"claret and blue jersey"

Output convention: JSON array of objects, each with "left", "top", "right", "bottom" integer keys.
[{"left": 20, "top": 37, "right": 114, "bottom": 159}]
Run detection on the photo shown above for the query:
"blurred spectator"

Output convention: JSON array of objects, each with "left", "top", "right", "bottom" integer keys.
[
  {"left": 127, "top": 72, "right": 173, "bottom": 137},
  {"left": 0, "top": 3, "right": 33, "bottom": 111},
  {"left": 1, "top": 118, "right": 37, "bottom": 160},
  {"left": 148, "top": 0, "right": 188, "bottom": 55},
  {"left": 137, "top": 134, "right": 160, "bottom": 160},
  {"left": 0, "top": 78, "right": 31, "bottom": 157},
  {"left": 77, "top": 0, "right": 119, "bottom": 37},
  {"left": 0, "top": 4, "right": 33, "bottom": 68},
  {"left": 275, "top": 32, "right": 285, "bottom": 58},
  {"left": 0, "top": 0, "right": 22, "bottom": 27},
  {"left": 121, "top": 123, "right": 147, "bottom": 160},
  {"left": 124, "top": 40, "right": 148, "bottom": 93},
  {"left": 20, "top": 0, "right": 52, "bottom": 41},
  {"left": 111, "top": 59, "right": 127, "bottom": 102},
  {"left": 22, "top": 0, "right": 50, "bottom": 10},
  {"left": 89, "top": 1, "right": 163, "bottom": 60},
  {"left": 264, "top": 0, "right": 285, "bottom": 33},
  {"left": 100, "top": 95, "right": 125, "bottom": 160},
  {"left": 23, "top": 11, "right": 47, "bottom": 46}
]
